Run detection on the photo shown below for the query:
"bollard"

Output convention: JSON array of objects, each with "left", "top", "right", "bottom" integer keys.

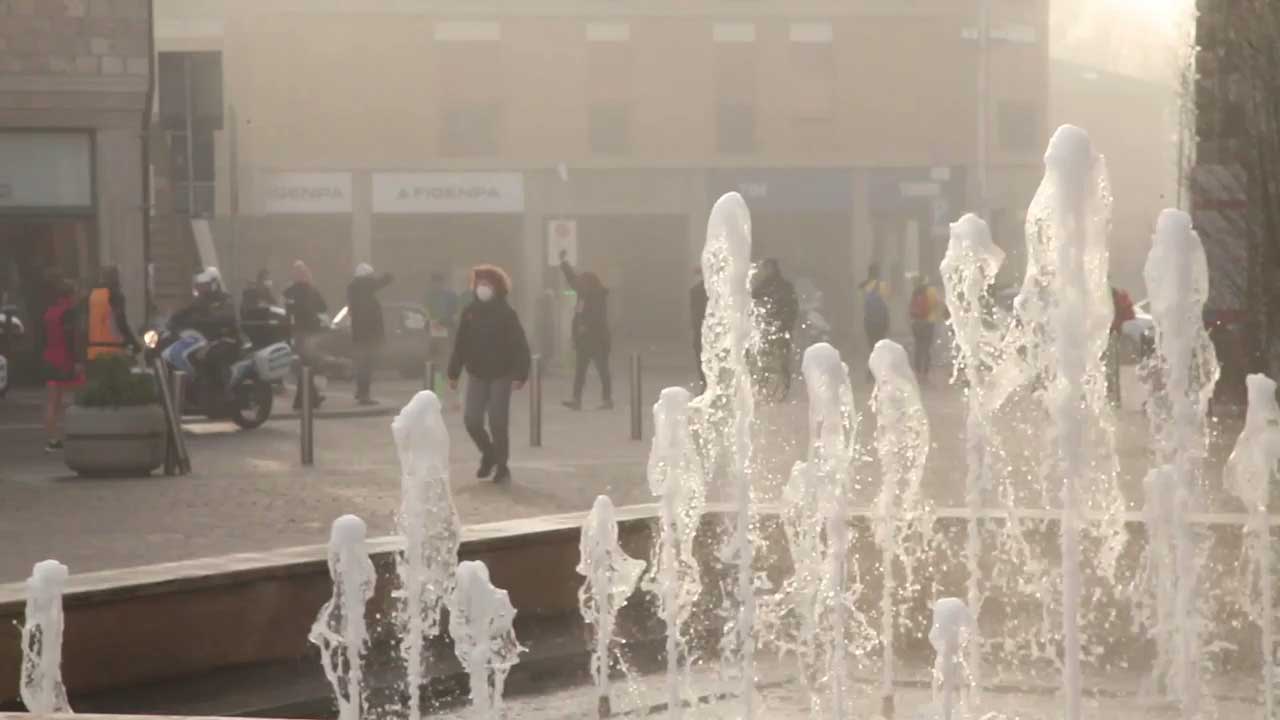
[
  {"left": 171, "top": 370, "right": 191, "bottom": 474},
  {"left": 424, "top": 360, "right": 437, "bottom": 393},
  {"left": 629, "top": 353, "right": 643, "bottom": 441},
  {"left": 160, "top": 364, "right": 176, "bottom": 476},
  {"left": 301, "top": 365, "right": 315, "bottom": 466},
  {"left": 530, "top": 354, "right": 543, "bottom": 447}
]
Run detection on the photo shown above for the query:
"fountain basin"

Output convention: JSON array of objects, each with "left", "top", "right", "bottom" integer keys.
[{"left": 0, "top": 505, "right": 1273, "bottom": 716}]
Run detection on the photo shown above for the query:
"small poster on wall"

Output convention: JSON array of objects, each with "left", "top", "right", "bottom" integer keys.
[{"left": 547, "top": 218, "right": 578, "bottom": 266}]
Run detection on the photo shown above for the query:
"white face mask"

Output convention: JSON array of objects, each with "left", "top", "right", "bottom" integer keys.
[{"left": 475, "top": 285, "right": 495, "bottom": 302}]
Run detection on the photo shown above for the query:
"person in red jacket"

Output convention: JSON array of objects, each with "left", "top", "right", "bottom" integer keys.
[{"left": 41, "top": 277, "right": 84, "bottom": 452}]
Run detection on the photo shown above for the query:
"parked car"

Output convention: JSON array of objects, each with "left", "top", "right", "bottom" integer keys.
[{"left": 315, "top": 301, "right": 431, "bottom": 380}]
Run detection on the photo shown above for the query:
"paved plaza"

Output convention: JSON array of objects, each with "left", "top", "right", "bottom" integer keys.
[{"left": 0, "top": 363, "right": 1248, "bottom": 583}]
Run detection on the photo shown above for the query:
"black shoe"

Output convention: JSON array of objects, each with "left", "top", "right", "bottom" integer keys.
[
  {"left": 44, "top": 440, "right": 63, "bottom": 453},
  {"left": 562, "top": 400, "right": 582, "bottom": 411},
  {"left": 493, "top": 465, "right": 511, "bottom": 484},
  {"left": 477, "top": 455, "right": 496, "bottom": 479}
]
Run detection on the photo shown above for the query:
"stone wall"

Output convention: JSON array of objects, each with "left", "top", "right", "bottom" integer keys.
[{"left": 0, "top": 0, "right": 149, "bottom": 85}]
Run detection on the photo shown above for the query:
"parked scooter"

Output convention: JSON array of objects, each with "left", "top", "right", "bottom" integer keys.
[
  {"left": 0, "top": 300, "right": 23, "bottom": 399},
  {"left": 144, "top": 325, "right": 292, "bottom": 429}
]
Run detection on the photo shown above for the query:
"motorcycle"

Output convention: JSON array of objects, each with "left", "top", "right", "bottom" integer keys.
[
  {"left": 144, "top": 326, "right": 293, "bottom": 429},
  {"left": 0, "top": 302, "right": 23, "bottom": 399}
]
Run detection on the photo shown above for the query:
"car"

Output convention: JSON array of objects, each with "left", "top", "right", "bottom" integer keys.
[{"left": 314, "top": 301, "right": 433, "bottom": 380}]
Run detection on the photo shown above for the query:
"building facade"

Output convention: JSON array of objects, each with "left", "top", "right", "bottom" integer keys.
[
  {"left": 155, "top": 0, "right": 1049, "bottom": 359},
  {"left": 0, "top": 0, "right": 152, "bottom": 378}
]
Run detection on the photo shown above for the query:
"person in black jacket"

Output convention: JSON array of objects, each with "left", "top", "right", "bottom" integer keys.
[
  {"left": 690, "top": 266, "right": 708, "bottom": 392},
  {"left": 448, "top": 264, "right": 531, "bottom": 484},
  {"left": 559, "top": 250, "right": 612, "bottom": 410},
  {"left": 284, "top": 260, "right": 328, "bottom": 410},
  {"left": 752, "top": 258, "right": 799, "bottom": 395},
  {"left": 347, "top": 262, "right": 393, "bottom": 405}
]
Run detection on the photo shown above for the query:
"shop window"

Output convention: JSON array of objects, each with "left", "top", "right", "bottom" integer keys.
[
  {"left": 718, "top": 101, "right": 756, "bottom": 154},
  {"left": 441, "top": 103, "right": 502, "bottom": 156},
  {"left": 997, "top": 101, "right": 1040, "bottom": 152},
  {"left": 589, "top": 103, "right": 630, "bottom": 155}
]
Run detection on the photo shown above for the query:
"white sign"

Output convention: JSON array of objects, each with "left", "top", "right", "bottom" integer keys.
[
  {"left": 547, "top": 219, "right": 578, "bottom": 266},
  {"left": 261, "top": 172, "right": 352, "bottom": 214},
  {"left": 0, "top": 132, "right": 92, "bottom": 208},
  {"left": 373, "top": 172, "right": 525, "bottom": 214}
]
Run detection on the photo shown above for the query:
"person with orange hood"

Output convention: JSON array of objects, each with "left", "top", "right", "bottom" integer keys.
[{"left": 448, "top": 265, "right": 531, "bottom": 484}]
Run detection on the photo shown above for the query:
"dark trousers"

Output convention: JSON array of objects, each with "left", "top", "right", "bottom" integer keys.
[
  {"left": 912, "top": 321, "right": 935, "bottom": 377},
  {"left": 464, "top": 375, "right": 513, "bottom": 466},
  {"left": 865, "top": 323, "right": 888, "bottom": 381},
  {"left": 572, "top": 345, "right": 612, "bottom": 404},
  {"left": 354, "top": 345, "right": 376, "bottom": 400}
]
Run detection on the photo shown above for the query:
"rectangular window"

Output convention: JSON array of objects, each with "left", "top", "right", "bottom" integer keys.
[
  {"left": 441, "top": 103, "right": 502, "bottom": 156},
  {"left": 589, "top": 103, "right": 629, "bottom": 155},
  {"left": 716, "top": 44, "right": 756, "bottom": 154}
]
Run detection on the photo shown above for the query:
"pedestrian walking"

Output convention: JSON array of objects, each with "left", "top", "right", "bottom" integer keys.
[
  {"left": 86, "top": 265, "right": 140, "bottom": 361},
  {"left": 284, "top": 260, "right": 328, "bottom": 410},
  {"left": 559, "top": 250, "right": 612, "bottom": 410},
  {"left": 751, "top": 258, "right": 799, "bottom": 398},
  {"left": 448, "top": 265, "right": 531, "bottom": 484},
  {"left": 347, "top": 262, "right": 393, "bottom": 406},
  {"left": 41, "top": 277, "right": 84, "bottom": 452},
  {"left": 691, "top": 267, "right": 708, "bottom": 392},
  {"left": 860, "top": 263, "right": 890, "bottom": 380},
  {"left": 241, "top": 269, "right": 277, "bottom": 311},
  {"left": 909, "top": 274, "right": 943, "bottom": 380}
]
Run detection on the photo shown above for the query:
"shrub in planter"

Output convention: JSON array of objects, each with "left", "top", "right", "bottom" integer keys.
[{"left": 65, "top": 355, "right": 167, "bottom": 477}]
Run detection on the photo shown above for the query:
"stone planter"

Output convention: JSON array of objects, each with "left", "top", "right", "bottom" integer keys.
[{"left": 64, "top": 404, "right": 167, "bottom": 477}]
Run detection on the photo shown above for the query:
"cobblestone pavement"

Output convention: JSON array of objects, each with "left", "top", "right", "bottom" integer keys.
[{"left": 0, "top": 365, "right": 1247, "bottom": 582}]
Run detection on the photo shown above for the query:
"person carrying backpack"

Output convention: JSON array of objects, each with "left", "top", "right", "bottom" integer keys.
[{"left": 909, "top": 273, "right": 943, "bottom": 380}]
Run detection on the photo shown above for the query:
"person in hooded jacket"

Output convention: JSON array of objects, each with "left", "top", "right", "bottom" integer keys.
[
  {"left": 448, "top": 265, "right": 531, "bottom": 484},
  {"left": 347, "top": 262, "right": 393, "bottom": 405},
  {"left": 559, "top": 250, "right": 613, "bottom": 410}
]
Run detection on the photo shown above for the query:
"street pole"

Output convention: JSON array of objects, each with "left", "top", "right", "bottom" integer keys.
[
  {"left": 977, "top": 0, "right": 991, "bottom": 221},
  {"left": 301, "top": 365, "right": 315, "bottom": 466},
  {"left": 629, "top": 353, "right": 643, "bottom": 441},
  {"left": 530, "top": 354, "right": 543, "bottom": 447},
  {"left": 424, "top": 360, "right": 437, "bottom": 393}
]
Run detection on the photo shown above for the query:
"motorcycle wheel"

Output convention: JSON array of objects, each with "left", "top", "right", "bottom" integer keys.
[{"left": 232, "top": 380, "right": 274, "bottom": 429}]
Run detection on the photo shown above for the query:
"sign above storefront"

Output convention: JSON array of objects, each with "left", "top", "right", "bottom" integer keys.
[
  {"left": 706, "top": 169, "right": 851, "bottom": 213},
  {"left": 260, "top": 172, "right": 352, "bottom": 214},
  {"left": 0, "top": 132, "right": 92, "bottom": 210},
  {"left": 372, "top": 172, "right": 524, "bottom": 214}
]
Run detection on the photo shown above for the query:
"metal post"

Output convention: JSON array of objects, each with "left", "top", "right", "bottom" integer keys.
[
  {"left": 160, "top": 364, "right": 176, "bottom": 476},
  {"left": 301, "top": 365, "right": 315, "bottom": 466},
  {"left": 629, "top": 353, "right": 643, "bottom": 441},
  {"left": 530, "top": 354, "right": 542, "bottom": 447},
  {"left": 424, "top": 360, "right": 437, "bottom": 393},
  {"left": 171, "top": 371, "right": 190, "bottom": 474}
]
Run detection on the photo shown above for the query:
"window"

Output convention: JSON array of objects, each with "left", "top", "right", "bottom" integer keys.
[
  {"left": 441, "top": 103, "right": 502, "bottom": 156},
  {"left": 715, "top": 44, "right": 756, "bottom": 154},
  {"left": 158, "top": 52, "right": 222, "bottom": 217},
  {"left": 590, "top": 103, "right": 630, "bottom": 155},
  {"left": 997, "top": 101, "right": 1040, "bottom": 152},
  {"left": 717, "top": 101, "right": 755, "bottom": 154}
]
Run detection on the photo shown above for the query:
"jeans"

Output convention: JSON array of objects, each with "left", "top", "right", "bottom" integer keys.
[
  {"left": 464, "top": 375, "right": 513, "bottom": 466},
  {"left": 572, "top": 346, "right": 612, "bottom": 404},
  {"left": 354, "top": 345, "right": 376, "bottom": 400}
]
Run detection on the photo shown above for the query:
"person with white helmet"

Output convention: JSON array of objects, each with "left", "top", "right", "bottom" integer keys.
[
  {"left": 347, "top": 262, "right": 393, "bottom": 405},
  {"left": 169, "top": 266, "right": 241, "bottom": 394}
]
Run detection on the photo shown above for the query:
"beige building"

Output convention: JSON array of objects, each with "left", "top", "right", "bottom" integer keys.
[
  {"left": 0, "top": 0, "right": 151, "bottom": 379},
  {"left": 155, "top": 0, "right": 1049, "bottom": 355}
]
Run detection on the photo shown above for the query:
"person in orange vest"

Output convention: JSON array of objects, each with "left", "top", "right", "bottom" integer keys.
[{"left": 86, "top": 265, "right": 140, "bottom": 360}]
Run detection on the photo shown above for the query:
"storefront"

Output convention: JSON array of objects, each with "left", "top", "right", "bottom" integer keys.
[
  {"left": 371, "top": 172, "right": 526, "bottom": 308},
  {"left": 232, "top": 172, "right": 355, "bottom": 306},
  {"left": 707, "top": 169, "right": 856, "bottom": 343},
  {"left": 0, "top": 132, "right": 99, "bottom": 380}
]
